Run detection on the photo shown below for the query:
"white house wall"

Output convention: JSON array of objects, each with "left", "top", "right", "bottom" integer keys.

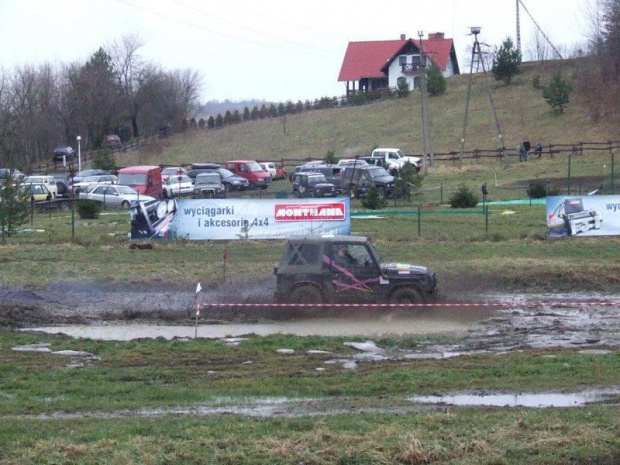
[{"left": 387, "top": 59, "right": 417, "bottom": 90}]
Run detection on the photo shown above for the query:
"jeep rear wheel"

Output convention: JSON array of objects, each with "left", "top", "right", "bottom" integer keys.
[
  {"left": 290, "top": 285, "right": 323, "bottom": 305},
  {"left": 390, "top": 287, "right": 425, "bottom": 306}
]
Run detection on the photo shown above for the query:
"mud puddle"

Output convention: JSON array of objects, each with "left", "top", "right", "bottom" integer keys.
[
  {"left": 25, "top": 309, "right": 488, "bottom": 340},
  {"left": 5, "top": 388, "right": 620, "bottom": 421},
  {"left": 410, "top": 387, "right": 620, "bottom": 408}
]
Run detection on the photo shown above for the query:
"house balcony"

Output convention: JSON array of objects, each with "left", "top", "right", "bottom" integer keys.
[{"left": 400, "top": 63, "right": 421, "bottom": 75}]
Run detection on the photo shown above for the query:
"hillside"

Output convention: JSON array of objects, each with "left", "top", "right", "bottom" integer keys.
[{"left": 123, "top": 60, "right": 618, "bottom": 196}]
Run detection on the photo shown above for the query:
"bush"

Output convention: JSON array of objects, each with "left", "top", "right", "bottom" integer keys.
[
  {"left": 324, "top": 150, "right": 337, "bottom": 165},
  {"left": 77, "top": 199, "right": 101, "bottom": 219},
  {"left": 449, "top": 184, "right": 479, "bottom": 208},
  {"left": 361, "top": 187, "right": 387, "bottom": 210},
  {"left": 92, "top": 149, "right": 116, "bottom": 172},
  {"left": 347, "top": 93, "right": 367, "bottom": 106},
  {"left": 527, "top": 180, "right": 561, "bottom": 198}
]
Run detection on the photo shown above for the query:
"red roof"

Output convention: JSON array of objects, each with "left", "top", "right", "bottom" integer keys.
[{"left": 338, "top": 37, "right": 457, "bottom": 82}]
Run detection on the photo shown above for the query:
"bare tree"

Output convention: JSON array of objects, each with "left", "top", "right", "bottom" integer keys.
[
  {"left": 526, "top": 29, "right": 551, "bottom": 61},
  {"left": 109, "top": 34, "right": 147, "bottom": 138}
]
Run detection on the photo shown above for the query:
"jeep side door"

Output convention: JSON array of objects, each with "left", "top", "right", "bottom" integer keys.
[{"left": 328, "top": 243, "right": 382, "bottom": 302}]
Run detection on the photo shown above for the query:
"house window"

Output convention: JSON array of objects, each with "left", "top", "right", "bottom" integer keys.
[
  {"left": 397, "top": 77, "right": 408, "bottom": 89},
  {"left": 398, "top": 56, "right": 407, "bottom": 66},
  {"left": 413, "top": 76, "right": 420, "bottom": 89}
]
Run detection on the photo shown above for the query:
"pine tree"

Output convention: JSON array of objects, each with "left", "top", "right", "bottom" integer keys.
[
  {"left": 426, "top": 62, "right": 447, "bottom": 96},
  {"left": 542, "top": 74, "right": 572, "bottom": 113},
  {"left": 492, "top": 37, "right": 522, "bottom": 85}
]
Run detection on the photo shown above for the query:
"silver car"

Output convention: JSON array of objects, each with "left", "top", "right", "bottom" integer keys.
[{"left": 80, "top": 184, "right": 155, "bottom": 208}]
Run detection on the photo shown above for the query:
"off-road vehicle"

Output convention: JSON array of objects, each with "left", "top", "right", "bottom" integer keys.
[
  {"left": 274, "top": 235, "right": 439, "bottom": 304},
  {"left": 291, "top": 172, "right": 337, "bottom": 198},
  {"left": 192, "top": 172, "right": 226, "bottom": 199}
]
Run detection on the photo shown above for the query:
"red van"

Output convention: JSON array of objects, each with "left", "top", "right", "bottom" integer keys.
[
  {"left": 224, "top": 160, "right": 271, "bottom": 189},
  {"left": 117, "top": 165, "right": 163, "bottom": 198}
]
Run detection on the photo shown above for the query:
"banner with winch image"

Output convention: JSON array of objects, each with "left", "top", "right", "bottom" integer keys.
[
  {"left": 130, "top": 198, "right": 351, "bottom": 240},
  {"left": 546, "top": 195, "right": 620, "bottom": 237}
]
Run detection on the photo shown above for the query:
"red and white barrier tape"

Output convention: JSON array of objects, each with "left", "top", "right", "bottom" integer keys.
[{"left": 197, "top": 301, "right": 620, "bottom": 309}]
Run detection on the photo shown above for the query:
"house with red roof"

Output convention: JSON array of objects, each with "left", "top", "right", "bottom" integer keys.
[{"left": 338, "top": 33, "right": 460, "bottom": 94}]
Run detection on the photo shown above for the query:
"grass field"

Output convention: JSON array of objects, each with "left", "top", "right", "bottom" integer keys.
[{"left": 1, "top": 331, "right": 619, "bottom": 464}]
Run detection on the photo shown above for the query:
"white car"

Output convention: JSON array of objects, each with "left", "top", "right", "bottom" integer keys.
[
  {"left": 79, "top": 184, "right": 155, "bottom": 208},
  {"left": 23, "top": 175, "right": 58, "bottom": 198},
  {"left": 162, "top": 174, "right": 193, "bottom": 197},
  {"left": 259, "top": 162, "right": 277, "bottom": 179},
  {"left": 371, "top": 148, "right": 422, "bottom": 172},
  {"left": 72, "top": 174, "right": 117, "bottom": 194}
]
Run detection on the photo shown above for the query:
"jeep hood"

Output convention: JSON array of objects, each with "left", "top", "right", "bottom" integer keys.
[{"left": 381, "top": 262, "right": 431, "bottom": 277}]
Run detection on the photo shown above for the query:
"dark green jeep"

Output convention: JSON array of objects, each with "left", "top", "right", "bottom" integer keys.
[{"left": 274, "top": 235, "right": 439, "bottom": 304}]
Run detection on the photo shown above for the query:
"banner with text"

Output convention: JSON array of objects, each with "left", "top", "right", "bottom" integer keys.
[
  {"left": 131, "top": 197, "right": 351, "bottom": 240},
  {"left": 546, "top": 195, "right": 620, "bottom": 237}
]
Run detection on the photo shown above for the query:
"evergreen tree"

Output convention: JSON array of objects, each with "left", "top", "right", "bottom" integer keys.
[
  {"left": 0, "top": 171, "right": 29, "bottom": 240},
  {"left": 426, "top": 62, "right": 447, "bottom": 96},
  {"left": 542, "top": 74, "right": 572, "bottom": 113},
  {"left": 243, "top": 107, "right": 251, "bottom": 122},
  {"left": 396, "top": 78, "right": 410, "bottom": 97},
  {"left": 492, "top": 37, "right": 522, "bottom": 85}
]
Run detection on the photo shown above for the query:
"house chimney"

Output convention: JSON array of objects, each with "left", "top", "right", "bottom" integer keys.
[
  {"left": 400, "top": 34, "right": 406, "bottom": 40},
  {"left": 428, "top": 32, "right": 445, "bottom": 39}
]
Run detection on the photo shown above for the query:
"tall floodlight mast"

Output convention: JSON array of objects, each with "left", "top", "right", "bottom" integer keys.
[{"left": 459, "top": 27, "right": 506, "bottom": 167}]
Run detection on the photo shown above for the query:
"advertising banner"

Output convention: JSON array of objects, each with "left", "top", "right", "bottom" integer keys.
[
  {"left": 130, "top": 197, "right": 351, "bottom": 240},
  {"left": 546, "top": 195, "right": 620, "bottom": 237}
]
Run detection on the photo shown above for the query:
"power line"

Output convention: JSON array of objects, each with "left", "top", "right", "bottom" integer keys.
[
  {"left": 172, "top": 0, "right": 341, "bottom": 55},
  {"left": 223, "top": 1, "right": 358, "bottom": 41},
  {"left": 116, "top": 0, "right": 337, "bottom": 59}
]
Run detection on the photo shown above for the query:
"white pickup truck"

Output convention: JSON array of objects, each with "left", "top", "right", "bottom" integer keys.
[{"left": 370, "top": 148, "right": 422, "bottom": 173}]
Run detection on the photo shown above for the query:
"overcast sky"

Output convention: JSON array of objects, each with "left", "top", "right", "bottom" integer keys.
[{"left": 1, "top": 0, "right": 593, "bottom": 103}]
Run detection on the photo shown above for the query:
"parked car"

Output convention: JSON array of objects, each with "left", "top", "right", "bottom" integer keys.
[
  {"left": 161, "top": 167, "right": 188, "bottom": 182},
  {"left": 337, "top": 159, "right": 369, "bottom": 168},
  {"left": 259, "top": 162, "right": 277, "bottom": 179},
  {"left": 0, "top": 168, "right": 26, "bottom": 184},
  {"left": 117, "top": 165, "right": 163, "bottom": 198},
  {"left": 79, "top": 184, "right": 155, "bottom": 208},
  {"left": 274, "top": 235, "right": 439, "bottom": 304},
  {"left": 17, "top": 183, "right": 52, "bottom": 201},
  {"left": 53, "top": 146, "right": 76, "bottom": 162},
  {"left": 162, "top": 174, "right": 193, "bottom": 198},
  {"left": 208, "top": 168, "right": 249, "bottom": 192},
  {"left": 72, "top": 174, "right": 117, "bottom": 194},
  {"left": 23, "top": 175, "right": 59, "bottom": 198},
  {"left": 72, "top": 169, "right": 109, "bottom": 184},
  {"left": 291, "top": 164, "right": 345, "bottom": 192},
  {"left": 192, "top": 172, "right": 226, "bottom": 198},
  {"left": 224, "top": 160, "right": 271, "bottom": 189},
  {"left": 342, "top": 165, "right": 395, "bottom": 198},
  {"left": 292, "top": 173, "right": 337, "bottom": 198},
  {"left": 105, "top": 134, "right": 122, "bottom": 149}
]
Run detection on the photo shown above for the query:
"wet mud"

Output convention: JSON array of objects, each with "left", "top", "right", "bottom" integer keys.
[{"left": 3, "top": 279, "right": 620, "bottom": 355}]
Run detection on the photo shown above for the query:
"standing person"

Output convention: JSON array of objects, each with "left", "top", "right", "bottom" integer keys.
[
  {"left": 523, "top": 141, "right": 531, "bottom": 161},
  {"left": 517, "top": 143, "right": 527, "bottom": 162},
  {"left": 534, "top": 141, "right": 543, "bottom": 158}
]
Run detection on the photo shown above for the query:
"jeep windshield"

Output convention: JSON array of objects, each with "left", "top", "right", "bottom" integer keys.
[
  {"left": 367, "top": 167, "right": 391, "bottom": 178},
  {"left": 195, "top": 174, "right": 220, "bottom": 185},
  {"left": 308, "top": 174, "right": 328, "bottom": 185}
]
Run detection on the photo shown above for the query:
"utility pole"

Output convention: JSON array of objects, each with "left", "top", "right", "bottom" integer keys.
[
  {"left": 418, "top": 31, "right": 434, "bottom": 169},
  {"left": 516, "top": 0, "right": 521, "bottom": 53},
  {"left": 459, "top": 27, "right": 506, "bottom": 167}
]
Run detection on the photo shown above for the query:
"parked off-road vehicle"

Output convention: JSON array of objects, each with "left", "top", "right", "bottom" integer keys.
[
  {"left": 291, "top": 172, "right": 337, "bottom": 198},
  {"left": 274, "top": 235, "right": 439, "bottom": 305},
  {"left": 192, "top": 172, "right": 226, "bottom": 199}
]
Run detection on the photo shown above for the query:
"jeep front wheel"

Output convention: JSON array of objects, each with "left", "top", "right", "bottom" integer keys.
[
  {"left": 390, "top": 287, "right": 425, "bottom": 305},
  {"left": 290, "top": 285, "right": 323, "bottom": 305}
]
